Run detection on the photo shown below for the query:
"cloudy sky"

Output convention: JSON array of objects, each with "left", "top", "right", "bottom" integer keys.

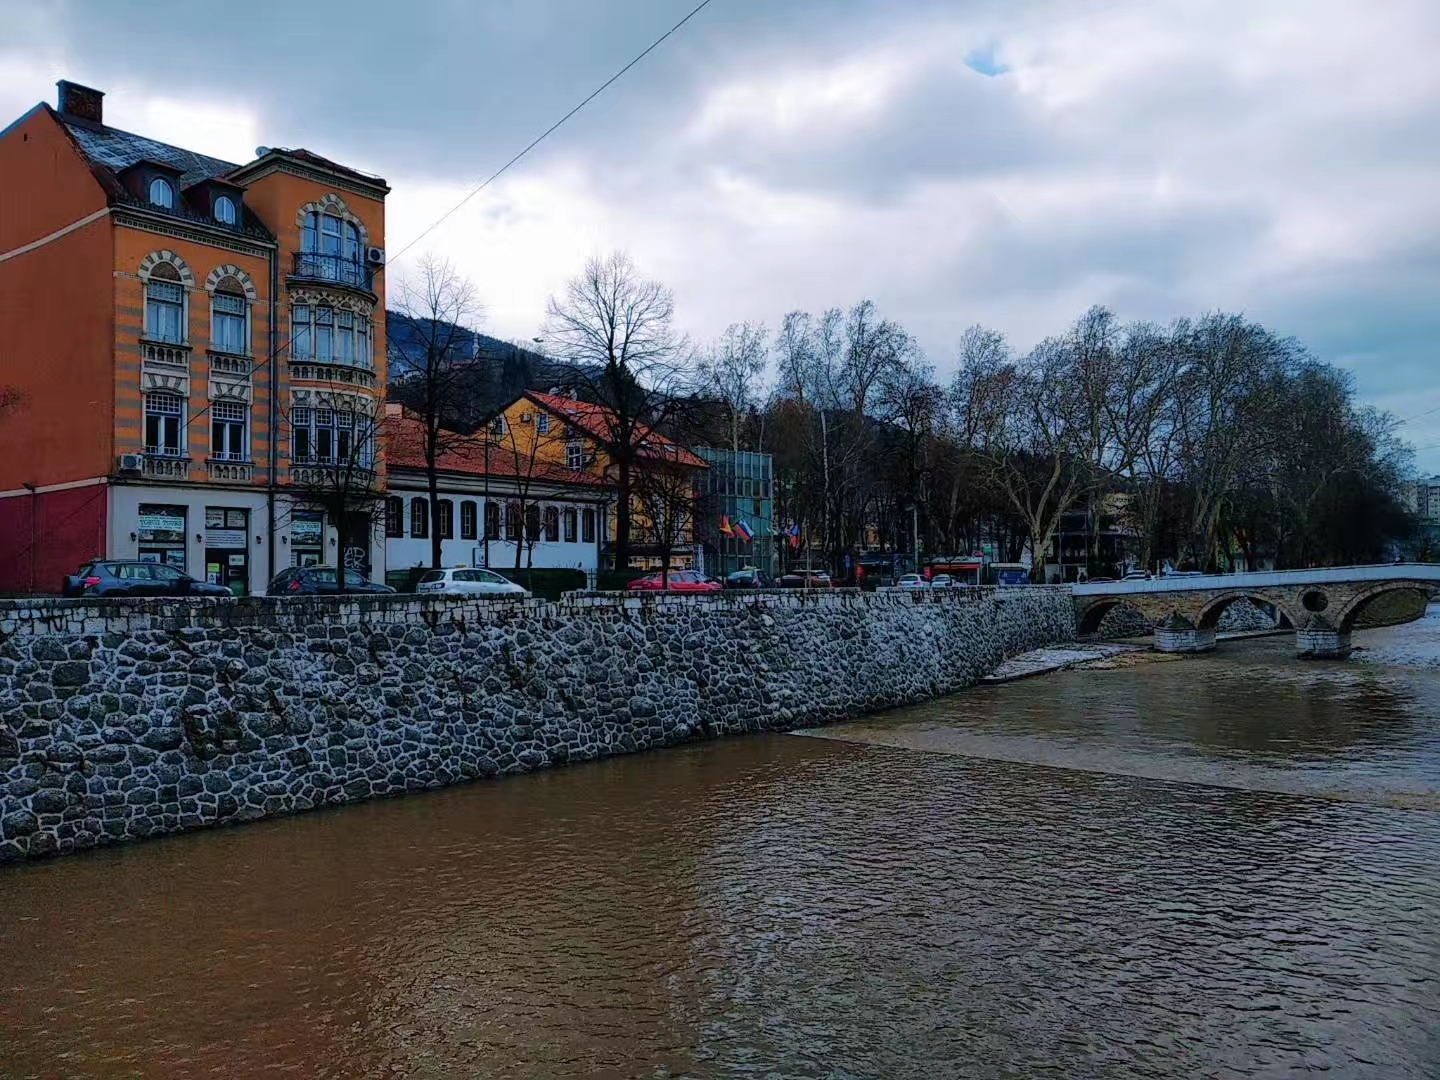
[{"left": 4, "top": 0, "right": 1438, "bottom": 466}]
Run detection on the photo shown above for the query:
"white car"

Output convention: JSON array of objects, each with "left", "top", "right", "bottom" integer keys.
[
  {"left": 930, "top": 574, "right": 957, "bottom": 589},
  {"left": 897, "top": 573, "right": 930, "bottom": 589},
  {"left": 416, "top": 567, "right": 530, "bottom": 598}
]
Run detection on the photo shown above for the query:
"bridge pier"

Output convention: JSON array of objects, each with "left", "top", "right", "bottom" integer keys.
[
  {"left": 1154, "top": 626, "right": 1216, "bottom": 653},
  {"left": 1295, "top": 627, "right": 1352, "bottom": 659}
]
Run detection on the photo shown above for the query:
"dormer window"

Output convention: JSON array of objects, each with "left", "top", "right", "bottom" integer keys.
[
  {"left": 214, "top": 195, "right": 237, "bottom": 225},
  {"left": 148, "top": 177, "right": 174, "bottom": 208}
]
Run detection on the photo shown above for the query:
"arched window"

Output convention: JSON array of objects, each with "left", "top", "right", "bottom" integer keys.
[
  {"left": 148, "top": 177, "right": 174, "bottom": 208},
  {"left": 543, "top": 506, "right": 560, "bottom": 542},
  {"left": 385, "top": 496, "right": 404, "bottom": 538},
  {"left": 211, "top": 279, "right": 248, "bottom": 354},
  {"left": 409, "top": 497, "right": 429, "bottom": 539},
  {"left": 301, "top": 210, "right": 364, "bottom": 285},
  {"left": 214, "top": 195, "right": 236, "bottom": 225},
  {"left": 145, "top": 263, "right": 185, "bottom": 343},
  {"left": 144, "top": 391, "right": 183, "bottom": 456}
]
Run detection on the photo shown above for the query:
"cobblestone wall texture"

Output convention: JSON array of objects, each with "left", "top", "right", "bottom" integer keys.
[{"left": 0, "top": 587, "right": 1074, "bottom": 862}]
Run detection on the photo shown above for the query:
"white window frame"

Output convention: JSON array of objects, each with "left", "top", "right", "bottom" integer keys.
[
  {"left": 211, "top": 289, "right": 249, "bottom": 355},
  {"left": 149, "top": 177, "right": 174, "bottom": 208},
  {"left": 214, "top": 195, "right": 237, "bottom": 225},
  {"left": 567, "top": 439, "right": 584, "bottom": 471},
  {"left": 210, "top": 400, "right": 248, "bottom": 461},
  {"left": 145, "top": 275, "right": 187, "bottom": 344},
  {"left": 144, "top": 391, "right": 185, "bottom": 456}
]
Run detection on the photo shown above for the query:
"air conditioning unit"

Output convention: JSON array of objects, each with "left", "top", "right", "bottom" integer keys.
[
  {"left": 366, "top": 246, "right": 386, "bottom": 266},
  {"left": 117, "top": 453, "right": 144, "bottom": 473}
]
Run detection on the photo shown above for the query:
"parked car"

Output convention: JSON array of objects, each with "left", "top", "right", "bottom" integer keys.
[
  {"left": 896, "top": 573, "right": 930, "bottom": 590},
  {"left": 778, "top": 570, "right": 833, "bottom": 588},
  {"left": 266, "top": 566, "right": 396, "bottom": 596},
  {"left": 415, "top": 567, "right": 529, "bottom": 598},
  {"left": 929, "top": 574, "right": 958, "bottom": 589},
  {"left": 724, "top": 568, "right": 774, "bottom": 589},
  {"left": 627, "top": 570, "right": 723, "bottom": 593},
  {"left": 62, "top": 560, "right": 233, "bottom": 599}
]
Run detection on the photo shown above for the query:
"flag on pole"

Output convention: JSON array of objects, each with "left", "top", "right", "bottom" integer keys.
[
  {"left": 720, "top": 515, "right": 735, "bottom": 537},
  {"left": 734, "top": 519, "right": 754, "bottom": 542},
  {"left": 788, "top": 522, "right": 802, "bottom": 549}
]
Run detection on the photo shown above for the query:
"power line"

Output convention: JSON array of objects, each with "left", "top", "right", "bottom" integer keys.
[
  {"left": 386, "top": 0, "right": 718, "bottom": 266},
  {"left": 181, "top": 0, "right": 718, "bottom": 434},
  {"left": 1395, "top": 403, "right": 1440, "bottom": 426}
]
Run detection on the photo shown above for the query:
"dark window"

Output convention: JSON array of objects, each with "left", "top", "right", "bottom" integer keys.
[
  {"left": 582, "top": 507, "right": 596, "bottom": 544},
  {"left": 505, "top": 502, "right": 523, "bottom": 541},
  {"left": 563, "top": 508, "right": 577, "bottom": 543},
  {"left": 410, "top": 497, "right": 428, "bottom": 538},
  {"left": 460, "top": 500, "right": 477, "bottom": 540},
  {"left": 543, "top": 506, "right": 559, "bottom": 542},
  {"left": 385, "top": 496, "right": 403, "bottom": 538},
  {"left": 144, "top": 392, "right": 183, "bottom": 455},
  {"left": 484, "top": 501, "right": 501, "bottom": 540},
  {"left": 438, "top": 499, "right": 454, "bottom": 539},
  {"left": 526, "top": 504, "right": 542, "bottom": 542}
]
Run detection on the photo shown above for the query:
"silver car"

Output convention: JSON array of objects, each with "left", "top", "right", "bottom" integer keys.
[{"left": 416, "top": 568, "right": 530, "bottom": 598}]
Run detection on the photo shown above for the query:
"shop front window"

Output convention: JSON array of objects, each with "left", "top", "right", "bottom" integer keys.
[{"left": 137, "top": 503, "right": 187, "bottom": 569}]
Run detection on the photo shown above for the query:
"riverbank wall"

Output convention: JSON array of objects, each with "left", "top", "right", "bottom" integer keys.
[{"left": 0, "top": 587, "right": 1074, "bottom": 862}]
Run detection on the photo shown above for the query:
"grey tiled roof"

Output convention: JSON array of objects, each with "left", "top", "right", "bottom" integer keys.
[{"left": 60, "top": 115, "right": 239, "bottom": 187}]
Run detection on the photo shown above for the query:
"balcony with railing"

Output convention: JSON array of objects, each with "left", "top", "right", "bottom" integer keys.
[
  {"left": 207, "top": 457, "right": 255, "bottom": 482},
  {"left": 141, "top": 340, "right": 190, "bottom": 370},
  {"left": 142, "top": 451, "right": 191, "bottom": 480},
  {"left": 287, "top": 361, "right": 376, "bottom": 388},
  {"left": 207, "top": 350, "right": 253, "bottom": 377},
  {"left": 290, "top": 251, "right": 374, "bottom": 292}
]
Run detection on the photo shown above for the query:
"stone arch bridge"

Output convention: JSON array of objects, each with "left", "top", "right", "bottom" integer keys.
[{"left": 1072, "top": 564, "right": 1440, "bottom": 658}]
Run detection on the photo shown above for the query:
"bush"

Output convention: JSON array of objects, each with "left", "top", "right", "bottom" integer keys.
[{"left": 490, "top": 568, "right": 588, "bottom": 602}]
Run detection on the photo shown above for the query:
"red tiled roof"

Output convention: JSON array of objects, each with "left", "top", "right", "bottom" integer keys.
[
  {"left": 383, "top": 413, "right": 610, "bottom": 487},
  {"left": 523, "top": 390, "right": 708, "bottom": 469}
]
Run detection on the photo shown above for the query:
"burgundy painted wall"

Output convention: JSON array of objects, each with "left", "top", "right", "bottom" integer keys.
[{"left": 0, "top": 485, "right": 107, "bottom": 594}]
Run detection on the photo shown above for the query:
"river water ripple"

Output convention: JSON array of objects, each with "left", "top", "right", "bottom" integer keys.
[{"left": 1, "top": 620, "right": 1438, "bottom": 1078}]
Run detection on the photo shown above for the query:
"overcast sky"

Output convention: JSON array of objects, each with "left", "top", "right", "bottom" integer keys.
[{"left": 4, "top": 0, "right": 1438, "bottom": 468}]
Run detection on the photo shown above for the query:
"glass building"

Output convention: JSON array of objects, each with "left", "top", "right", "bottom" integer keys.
[{"left": 696, "top": 447, "right": 775, "bottom": 578}]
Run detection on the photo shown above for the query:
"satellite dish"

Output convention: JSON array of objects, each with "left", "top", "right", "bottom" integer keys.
[{"left": 254, "top": 146, "right": 271, "bottom": 157}]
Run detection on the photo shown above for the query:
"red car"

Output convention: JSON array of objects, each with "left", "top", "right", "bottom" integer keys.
[{"left": 627, "top": 570, "right": 723, "bottom": 593}]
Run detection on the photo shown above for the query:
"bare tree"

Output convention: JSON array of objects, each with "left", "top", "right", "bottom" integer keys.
[
  {"left": 480, "top": 403, "right": 568, "bottom": 571},
  {"left": 388, "top": 256, "right": 483, "bottom": 569},
  {"left": 542, "top": 252, "right": 695, "bottom": 571},
  {"left": 697, "top": 321, "right": 768, "bottom": 453},
  {"left": 956, "top": 333, "right": 1092, "bottom": 580},
  {"left": 631, "top": 447, "right": 701, "bottom": 588}
]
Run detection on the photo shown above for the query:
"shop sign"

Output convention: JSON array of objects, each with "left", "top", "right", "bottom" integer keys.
[
  {"left": 206, "top": 529, "right": 246, "bottom": 549},
  {"left": 291, "top": 519, "right": 323, "bottom": 545}
]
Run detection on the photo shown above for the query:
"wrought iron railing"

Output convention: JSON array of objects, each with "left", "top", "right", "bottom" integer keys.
[{"left": 291, "top": 251, "right": 373, "bottom": 290}]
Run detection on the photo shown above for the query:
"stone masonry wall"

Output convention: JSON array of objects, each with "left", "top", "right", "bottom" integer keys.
[{"left": 0, "top": 587, "right": 1074, "bottom": 862}]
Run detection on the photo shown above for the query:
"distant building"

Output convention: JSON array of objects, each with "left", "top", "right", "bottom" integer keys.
[
  {"left": 696, "top": 448, "right": 775, "bottom": 579},
  {"left": 1402, "top": 477, "right": 1440, "bottom": 522},
  {"left": 493, "top": 391, "right": 709, "bottom": 571},
  {"left": 381, "top": 406, "right": 610, "bottom": 579}
]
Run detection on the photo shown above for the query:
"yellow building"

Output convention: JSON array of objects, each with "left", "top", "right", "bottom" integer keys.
[{"left": 492, "top": 390, "right": 707, "bottom": 569}]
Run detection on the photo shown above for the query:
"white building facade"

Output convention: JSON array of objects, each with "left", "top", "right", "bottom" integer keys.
[{"left": 383, "top": 469, "right": 611, "bottom": 581}]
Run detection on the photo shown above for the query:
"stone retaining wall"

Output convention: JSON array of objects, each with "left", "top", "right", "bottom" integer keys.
[{"left": 0, "top": 587, "right": 1074, "bottom": 862}]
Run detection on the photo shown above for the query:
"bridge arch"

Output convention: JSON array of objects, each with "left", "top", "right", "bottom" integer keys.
[
  {"left": 1334, "top": 582, "right": 1431, "bottom": 633},
  {"left": 1077, "top": 599, "right": 1152, "bottom": 638},
  {"left": 1196, "top": 592, "right": 1293, "bottom": 632}
]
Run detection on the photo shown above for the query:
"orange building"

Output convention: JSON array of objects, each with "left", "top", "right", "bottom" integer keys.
[{"left": 0, "top": 81, "right": 389, "bottom": 594}]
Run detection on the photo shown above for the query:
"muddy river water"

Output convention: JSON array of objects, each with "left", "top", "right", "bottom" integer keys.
[{"left": 2, "top": 615, "right": 1438, "bottom": 1078}]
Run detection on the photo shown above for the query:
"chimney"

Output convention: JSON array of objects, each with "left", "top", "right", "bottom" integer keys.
[{"left": 56, "top": 80, "right": 104, "bottom": 125}]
